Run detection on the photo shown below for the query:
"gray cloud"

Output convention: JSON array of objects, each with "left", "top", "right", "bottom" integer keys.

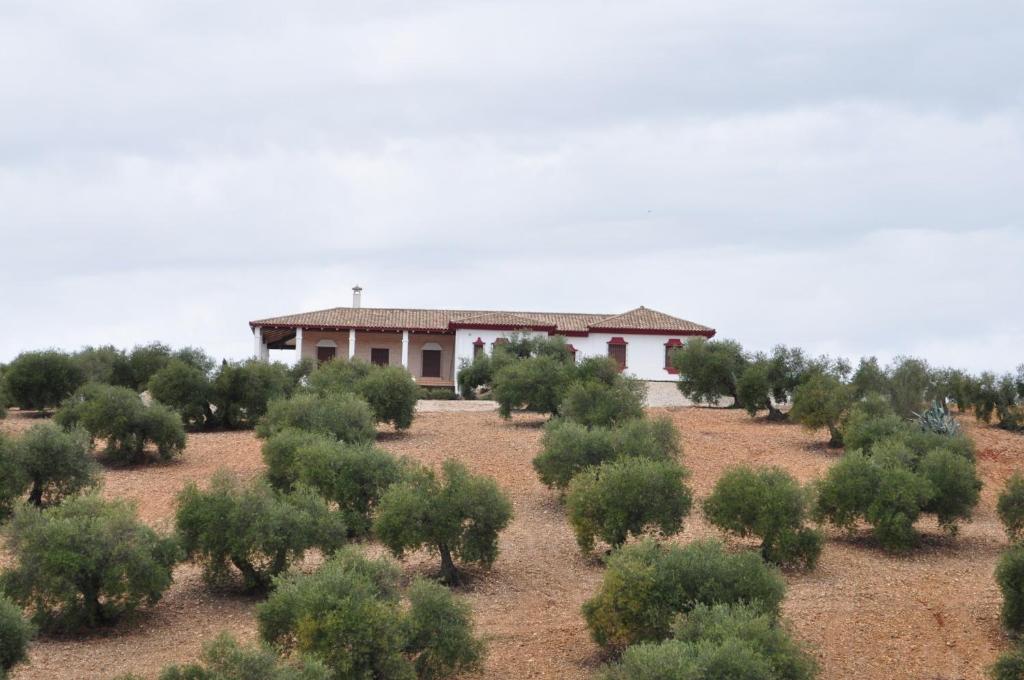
[{"left": 1, "top": 1, "right": 1021, "bottom": 371}]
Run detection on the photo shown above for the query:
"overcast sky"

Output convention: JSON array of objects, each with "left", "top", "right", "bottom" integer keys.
[{"left": 2, "top": 1, "right": 1022, "bottom": 372}]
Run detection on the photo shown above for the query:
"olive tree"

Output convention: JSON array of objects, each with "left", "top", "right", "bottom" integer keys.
[
  {"left": 374, "top": 460, "right": 513, "bottom": 585},
  {"left": 148, "top": 359, "right": 214, "bottom": 428},
  {"left": 0, "top": 595, "right": 33, "bottom": 680},
  {"left": 560, "top": 377, "right": 646, "bottom": 428},
  {"left": 0, "top": 434, "right": 26, "bottom": 519},
  {"left": 211, "top": 360, "right": 299, "bottom": 430},
  {"left": 887, "top": 356, "right": 933, "bottom": 418},
  {"left": 492, "top": 355, "right": 573, "bottom": 418},
  {"left": 671, "top": 338, "right": 747, "bottom": 407},
  {"left": 257, "top": 548, "right": 484, "bottom": 679},
  {"left": 998, "top": 473, "right": 1024, "bottom": 542},
  {"left": 256, "top": 392, "right": 376, "bottom": 444},
  {"left": 790, "top": 372, "right": 854, "bottom": 447},
  {"left": 12, "top": 422, "right": 97, "bottom": 507},
  {"left": 157, "top": 632, "right": 330, "bottom": 680},
  {"left": 703, "top": 466, "right": 822, "bottom": 569},
  {"left": 0, "top": 495, "right": 180, "bottom": 630},
  {"left": 2, "top": 350, "right": 85, "bottom": 411},
  {"left": 997, "top": 545, "right": 1024, "bottom": 634},
  {"left": 566, "top": 458, "right": 692, "bottom": 554},
  {"left": 175, "top": 471, "right": 347, "bottom": 592},
  {"left": 55, "top": 383, "right": 186, "bottom": 464}
]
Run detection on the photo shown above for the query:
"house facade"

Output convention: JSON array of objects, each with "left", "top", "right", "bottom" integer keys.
[{"left": 249, "top": 288, "right": 715, "bottom": 388}]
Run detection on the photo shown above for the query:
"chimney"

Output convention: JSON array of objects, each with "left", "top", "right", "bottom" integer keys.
[{"left": 352, "top": 285, "right": 363, "bottom": 308}]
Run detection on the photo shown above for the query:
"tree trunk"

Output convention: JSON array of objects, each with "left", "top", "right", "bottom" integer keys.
[
  {"left": 232, "top": 556, "right": 269, "bottom": 592},
  {"left": 766, "top": 404, "right": 787, "bottom": 421},
  {"left": 439, "top": 544, "right": 460, "bottom": 586},
  {"left": 28, "top": 482, "right": 43, "bottom": 506},
  {"left": 827, "top": 424, "right": 843, "bottom": 448}
]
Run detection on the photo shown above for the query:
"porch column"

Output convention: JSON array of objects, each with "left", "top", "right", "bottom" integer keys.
[
  {"left": 252, "top": 326, "right": 261, "bottom": 359},
  {"left": 401, "top": 331, "right": 410, "bottom": 369},
  {"left": 295, "top": 327, "right": 304, "bottom": 364},
  {"left": 348, "top": 328, "right": 356, "bottom": 360}
]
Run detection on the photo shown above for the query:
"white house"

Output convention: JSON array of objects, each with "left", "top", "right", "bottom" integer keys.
[{"left": 249, "top": 287, "right": 716, "bottom": 388}]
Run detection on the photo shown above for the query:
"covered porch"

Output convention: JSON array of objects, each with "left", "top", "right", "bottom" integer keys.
[{"left": 253, "top": 325, "right": 458, "bottom": 388}]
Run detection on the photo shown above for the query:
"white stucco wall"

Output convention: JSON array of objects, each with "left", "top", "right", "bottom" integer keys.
[{"left": 452, "top": 328, "right": 698, "bottom": 382}]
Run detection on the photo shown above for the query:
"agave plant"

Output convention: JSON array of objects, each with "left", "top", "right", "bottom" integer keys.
[{"left": 913, "top": 400, "right": 961, "bottom": 437}]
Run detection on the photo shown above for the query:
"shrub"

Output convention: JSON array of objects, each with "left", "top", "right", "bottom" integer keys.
[
  {"left": 306, "top": 357, "right": 374, "bottom": 396},
  {"left": 582, "top": 539, "right": 785, "bottom": 650},
  {"left": 492, "top": 355, "right": 572, "bottom": 418},
  {"left": 704, "top": 466, "right": 822, "bottom": 569},
  {"left": 790, "top": 372, "right": 853, "bottom": 447},
  {"left": 1, "top": 495, "right": 180, "bottom": 630},
  {"left": 258, "top": 549, "right": 483, "bottom": 680},
  {"left": 418, "top": 386, "right": 458, "bottom": 400},
  {"left": 457, "top": 354, "right": 492, "bottom": 399},
  {"left": 256, "top": 392, "right": 376, "bottom": 444},
  {"left": 56, "top": 383, "right": 186, "bottom": 464},
  {"left": 840, "top": 396, "right": 906, "bottom": 453},
  {"left": 357, "top": 365, "right": 419, "bottom": 430},
  {"left": 610, "top": 416, "right": 681, "bottom": 462},
  {"left": 123, "top": 342, "right": 174, "bottom": 390},
  {"left": 211, "top": 360, "right": 298, "bottom": 429},
  {"left": 148, "top": 359, "right": 213, "bottom": 428},
  {"left": 295, "top": 439, "right": 406, "bottom": 537},
  {"left": 374, "top": 459, "right": 513, "bottom": 585},
  {"left": 737, "top": 358, "right": 780, "bottom": 419},
  {"left": 532, "top": 420, "right": 616, "bottom": 491},
  {"left": 566, "top": 458, "right": 692, "bottom": 554},
  {"left": 3, "top": 350, "right": 85, "bottom": 411},
  {"left": 671, "top": 338, "right": 747, "bottom": 406},
  {"left": 560, "top": 378, "right": 646, "bottom": 428},
  {"left": 0, "top": 434, "right": 26, "bottom": 519},
  {"left": 157, "top": 632, "right": 330, "bottom": 680},
  {"left": 917, "top": 447, "right": 981, "bottom": 532},
  {"left": 599, "top": 638, "right": 776, "bottom": 680},
  {"left": 261, "top": 428, "right": 333, "bottom": 491},
  {"left": 575, "top": 356, "right": 623, "bottom": 386},
  {"left": 887, "top": 356, "right": 932, "bottom": 418},
  {"left": 0, "top": 595, "right": 33, "bottom": 679},
  {"left": 175, "top": 471, "right": 346, "bottom": 592},
  {"left": 11, "top": 422, "right": 97, "bottom": 507},
  {"left": 813, "top": 452, "right": 880, "bottom": 532},
  {"left": 735, "top": 346, "right": 808, "bottom": 420},
  {"left": 997, "top": 545, "right": 1024, "bottom": 634},
  {"left": 998, "top": 473, "right": 1024, "bottom": 542},
  {"left": 990, "top": 643, "right": 1024, "bottom": 680}
]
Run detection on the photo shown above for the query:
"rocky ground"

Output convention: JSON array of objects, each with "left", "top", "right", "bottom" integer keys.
[{"left": 1, "top": 406, "right": 1020, "bottom": 679}]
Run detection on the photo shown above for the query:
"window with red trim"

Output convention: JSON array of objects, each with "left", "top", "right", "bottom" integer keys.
[
  {"left": 607, "top": 337, "right": 627, "bottom": 371},
  {"left": 473, "top": 338, "right": 485, "bottom": 359},
  {"left": 664, "top": 339, "right": 683, "bottom": 372}
]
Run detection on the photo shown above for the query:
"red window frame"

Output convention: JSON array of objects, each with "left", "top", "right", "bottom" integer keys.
[
  {"left": 607, "top": 337, "right": 627, "bottom": 371},
  {"left": 664, "top": 338, "right": 683, "bottom": 373}
]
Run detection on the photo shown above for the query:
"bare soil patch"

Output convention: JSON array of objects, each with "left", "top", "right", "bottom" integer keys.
[{"left": 1, "top": 407, "right": 1021, "bottom": 679}]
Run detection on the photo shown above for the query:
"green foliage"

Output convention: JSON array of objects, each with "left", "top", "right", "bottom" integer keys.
[
  {"left": 1, "top": 495, "right": 180, "bottom": 630},
  {"left": 175, "top": 472, "right": 346, "bottom": 592},
  {"left": 704, "top": 466, "right": 822, "bottom": 569},
  {"left": 851, "top": 357, "right": 888, "bottom": 400},
  {"left": 211, "top": 360, "right": 298, "bottom": 430},
  {"left": 989, "top": 642, "right": 1024, "bottom": 680},
  {"left": 123, "top": 343, "right": 173, "bottom": 390},
  {"left": 418, "top": 386, "right": 458, "bottom": 400},
  {"left": 306, "top": 358, "right": 373, "bottom": 395},
  {"left": 917, "top": 447, "right": 981, "bottom": 531},
  {"left": 261, "top": 429, "right": 333, "bottom": 492},
  {"left": 55, "top": 383, "right": 186, "bottom": 464},
  {"left": 997, "top": 545, "right": 1024, "bottom": 634},
  {"left": 599, "top": 637, "right": 780, "bottom": 680},
  {"left": 3, "top": 350, "right": 85, "bottom": 411},
  {"left": 582, "top": 539, "right": 785, "bottom": 651},
  {"left": 887, "top": 356, "right": 933, "bottom": 418},
  {"left": 456, "top": 354, "right": 492, "bottom": 399},
  {"left": 295, "top": 439, "right": 406, "bottom": 537},
  {"left": 11, "top": 422, "right": 97, "bottom": 508},
  {"left": 532, "top": 419, "right": 616, "bottom": 491},
  {"left": 374, "top": 459, "right": 513, "bottom": 585},
  {"left": 0, "top": 434, "right": 26, "bottom": 520},
  {"left": 403, "top": 578, "right": 486, "bottom": 679},
  {"left": 672, "top": 338, "right": 748, "bottom": 406},
  {"left": 0, "top": 595, "right": 33, "bottom": 679},
  {"left": 929, "top": 368, "right": 975, "bottom": 413},
  {"left": 493, "top": 355, "right": 572, "bottom": 418},
  {"left": 157, "top": 632, "right": 330, "bottom": 680},
  {"left": 576, "top": 356, "right": 624, "bottom": 386},
  {"left": 256, "top": 392, "right": 376, "bottom": 444},
  {"left": 357, "top": 365, "right": 419, "bottom": 430},
  {"left": 532, "top": 417, "right": 681, "bottom": 492},
  {"left": 998, "top": 474, "right": 1024, "bottom": 542},
  {"left": 840, "top": 396, "right": 906, "bottom": 453},
  {"left": 737, "top": 358, "right": 778, "bottom": 419},
  {"left": 566, "top": 457, "right": 692, "bottom": 554},
  {"left": 970, "top": 370, "right": 1024, "bottom": 432},
  {"left": 560, "top": 378, "right": 646, "bottom": 428},
  {"left": 148, "top": 359, "right": 213, "bottom": 428},
  {"left": 258, "top": 549, "right": 483, "bottom": 680},
  {"left": 790, "top": 372, "right": 853, "bottom": 447},
  {"left": 72, "top": 345, "right": 130, "bottom": 386},
  {"left": 736, "top": 346, "right": 809, "bottom": 420}
]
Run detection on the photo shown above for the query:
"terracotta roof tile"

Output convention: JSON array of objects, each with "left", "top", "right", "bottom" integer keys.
[{"left": 250, "top": 305, "right": 713, "bottom": 335}]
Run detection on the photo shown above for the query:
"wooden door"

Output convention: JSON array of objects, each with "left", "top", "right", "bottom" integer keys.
[
  {"left": 317, "top": 346, "right": 337, "bottom": 363},
  {"left": 422, "top": 349, "right": 442, "bottom": 378}
]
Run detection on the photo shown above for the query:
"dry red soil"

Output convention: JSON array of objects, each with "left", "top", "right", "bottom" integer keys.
[{"left": 2, "top": 406, "right": 1022, "bottom": 680}]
